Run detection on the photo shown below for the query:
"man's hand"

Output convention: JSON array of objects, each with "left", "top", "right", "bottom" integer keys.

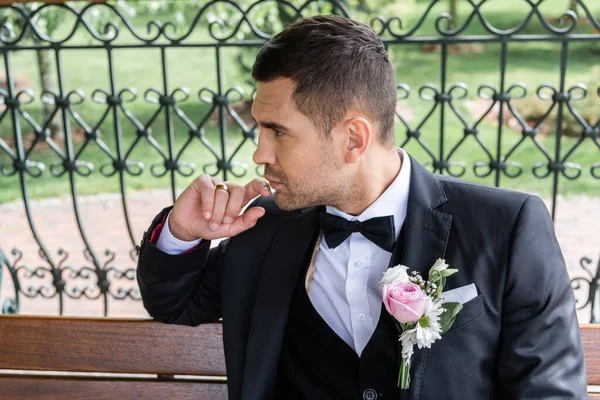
[{"left": 169, "top": 175, "right": 272, "bottom": 241}]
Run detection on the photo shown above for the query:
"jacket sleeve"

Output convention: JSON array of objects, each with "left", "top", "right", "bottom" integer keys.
[
  {"left": 496, "top": 195, "right": 586, "bottom": 398},
  {"left": 136, "top": 206, "right": 226, "bottom": 326}
]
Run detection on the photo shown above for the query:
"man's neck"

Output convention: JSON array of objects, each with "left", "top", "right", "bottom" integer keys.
[{"left": 335, "top": 148, "right": 402, "bottom": 216}]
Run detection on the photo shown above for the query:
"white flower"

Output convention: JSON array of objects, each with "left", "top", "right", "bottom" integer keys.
[
  {"left": 399, "top": 297, "right": 443, "bottom": 350},
  {"left": 399, "top": 336, "right": 415, "bottom": 360},
  {"left": 380, "top": 264, "right": 409, "bottom": 287},
  {"left": 430, "top": 258, "right": 449, "bottom": 274}
]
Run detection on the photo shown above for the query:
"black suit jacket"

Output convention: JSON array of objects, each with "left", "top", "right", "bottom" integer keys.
[{"left": 137, "top": 155, "right": 586, "bottom": 400}]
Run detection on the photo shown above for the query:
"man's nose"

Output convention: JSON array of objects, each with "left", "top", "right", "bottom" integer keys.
[{"left": 252, "top": 132, "right": 276, "bottom": 166}]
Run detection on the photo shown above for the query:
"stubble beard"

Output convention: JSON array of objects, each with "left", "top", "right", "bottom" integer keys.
[
  {"left": 272, "top": 166, "right": 349, "bottom": 212},
  {"left": 273, "top": 181, "right": 335, "bottom": 211},
  {"left": 268, "top": 139, "right": 351, "bottom": 211}
]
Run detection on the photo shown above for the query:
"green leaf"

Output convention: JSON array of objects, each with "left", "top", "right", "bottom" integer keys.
[
  {"left": 429, "top": 269, "right": 442, "bottom": 281},
  {"left": 435, "top": 276, "right": 446, "bottom": 298},
  {"left": 440, "top": 302, "right": 463, "bottom": 334},
  {"left": 441, "top": 268, "right": 459, "bottom": 278}
]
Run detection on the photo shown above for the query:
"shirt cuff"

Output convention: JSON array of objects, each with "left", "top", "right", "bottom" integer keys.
[{"left": 155, "top": 210, "right": 203, "bottom": 255}]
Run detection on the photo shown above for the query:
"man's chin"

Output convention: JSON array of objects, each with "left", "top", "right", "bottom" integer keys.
[
  {"left": 273, "top": 192, "right": 293, "bottom": 210},
  {"left": 273, "top": 192, "right": 304, "bottom": 211},
  {"left": 273, "top": 191, "right": 319, "bottom": 212}
]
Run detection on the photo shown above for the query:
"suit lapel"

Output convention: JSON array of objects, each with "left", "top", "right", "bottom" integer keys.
[
  {"left": 241, "top": 207, "right": 321, "bottom": 400},
  {"left": 400, "top": 155, "right": 453, "bottom": 276},
  {"left": 398, "top": 155, "right": 453, "bottom": 400}
]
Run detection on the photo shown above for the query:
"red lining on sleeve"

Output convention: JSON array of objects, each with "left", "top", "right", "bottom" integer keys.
[
  {"left": 149, "top": 211, "right": 205, "bottom": 254},
  {"left": 149, "top": 212, "right": 169, "bottom": 245}
]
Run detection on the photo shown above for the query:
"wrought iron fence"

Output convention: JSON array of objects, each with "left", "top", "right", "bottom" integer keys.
[{"left": 0, "top": 0, "right": 598, "bottom": 319}]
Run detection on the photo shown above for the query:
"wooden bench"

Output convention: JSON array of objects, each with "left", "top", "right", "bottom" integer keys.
[
  {"left": 0, "top": 316, "right": 598, "bottom": 399},
  {"left": 582, "top": 324, "right": 600, "bottom": 398},
  {"left": 0, "top": 315, "right": 227, "bottom": 399}
]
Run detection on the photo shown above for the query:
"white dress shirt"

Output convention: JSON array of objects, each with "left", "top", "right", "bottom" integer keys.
[
  {"left": 156, "top": 214, "right": 202, "bottom": 255},
  {"left": 156, "top": 149, "right": 411, "bottom": 356}
]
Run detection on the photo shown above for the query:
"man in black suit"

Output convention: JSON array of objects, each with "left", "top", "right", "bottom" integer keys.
[{"left": 137, "top": 15, "right": 586, "bottom": 400}]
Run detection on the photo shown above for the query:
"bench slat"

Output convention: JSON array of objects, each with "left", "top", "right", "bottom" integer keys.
[
  {"left": 582, "top": 324, "right": 600, "bottom": 386},
  {"left": 0, "top": 376, "right": 227, "bottom": 400},
  {"left": 2, "top": 316, "right": 598, "bottom": 395},
  {"left": 0, "top": 316, "right": 226, "bottom": 376}
]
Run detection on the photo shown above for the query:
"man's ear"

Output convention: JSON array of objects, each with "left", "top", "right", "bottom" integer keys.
[{"left": 343, "top": 116, "right": 373, "bottom": 164}]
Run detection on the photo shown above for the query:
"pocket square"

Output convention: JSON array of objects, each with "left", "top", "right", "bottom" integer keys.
[{"left": 441, "top": 283, "right": 478, "bottom": 304}]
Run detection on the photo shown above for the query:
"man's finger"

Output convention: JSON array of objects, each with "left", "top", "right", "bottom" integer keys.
[
  {"left": 192, "top": 175, "right": 218, "bottom": 220},
  {"left": 223, "top": 184, "right": 246, "bottom": 224},
  {"left": 209, "top": 186, "right": 229, "bottom": 231},
  {"left": 243, "top": 179, "right": 272, "bottom": 205},
  {"left": 228, "top": 206, "right": 266, "bottom": 236}
]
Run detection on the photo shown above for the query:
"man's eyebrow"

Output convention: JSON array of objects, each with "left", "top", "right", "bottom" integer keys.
[{"left": 251, "top": 115, "right": 290, "bottom": 132}]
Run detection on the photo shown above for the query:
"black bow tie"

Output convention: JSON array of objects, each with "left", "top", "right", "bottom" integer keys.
[{"left": 320, "top": 212, "right": 395, "bottom": 252}]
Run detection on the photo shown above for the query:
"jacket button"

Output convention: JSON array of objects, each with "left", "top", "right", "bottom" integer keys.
[{"left": 363, "top": 389, "right": 378, "bottom": 400}]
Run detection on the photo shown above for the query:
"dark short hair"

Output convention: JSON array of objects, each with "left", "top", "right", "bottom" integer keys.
[{"left": 252, "top": 15, "right": 397, "bottom": 145}]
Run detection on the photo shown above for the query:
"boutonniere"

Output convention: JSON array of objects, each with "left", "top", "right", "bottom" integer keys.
[{"left": 380, "top": 259, "right": 462, "bottom": 389}]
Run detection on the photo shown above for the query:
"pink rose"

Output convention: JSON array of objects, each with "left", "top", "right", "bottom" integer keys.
[{"left": 382, "top": 282, "right": 427, "bottom": 323}]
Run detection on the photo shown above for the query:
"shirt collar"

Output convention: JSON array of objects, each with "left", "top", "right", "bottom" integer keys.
[{"left": 325, "top": 148, "right": 411, "bottom": 242}]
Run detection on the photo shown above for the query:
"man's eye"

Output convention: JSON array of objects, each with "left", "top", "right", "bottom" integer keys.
[{"left": 275, "top": 130, "right": 285, "bottom": 137}]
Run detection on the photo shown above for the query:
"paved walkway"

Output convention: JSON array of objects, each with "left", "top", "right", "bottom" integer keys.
[{"left": 0, "top": 189, "right": 598, "bottom": 322}]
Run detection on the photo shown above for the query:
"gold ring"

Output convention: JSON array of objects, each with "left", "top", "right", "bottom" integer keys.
[{"left": 215, "top": 183, "right": 229, "bottom": 193}]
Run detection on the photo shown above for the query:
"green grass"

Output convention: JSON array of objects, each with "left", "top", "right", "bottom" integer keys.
[{"left": 0, "top": 0, "right": 599, "bottom": 204}]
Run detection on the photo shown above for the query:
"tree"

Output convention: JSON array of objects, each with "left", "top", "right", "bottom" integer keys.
[
  {"left": 0, "top": 3, "right": 63, "bottom": 139},
  {"left": 449, "top": 0, "right": 458, "bottom": 29},
  {"left": 569, "top": 0, "right": 578, "bottom": 17}
]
